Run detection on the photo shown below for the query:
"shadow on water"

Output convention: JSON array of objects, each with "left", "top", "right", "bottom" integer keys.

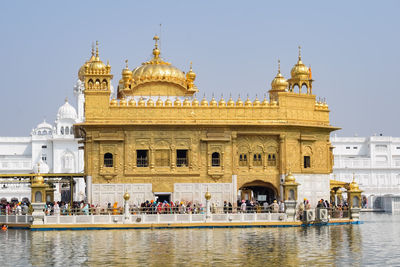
[{"left": 0, "top": 213, "right": 399, "bottom": 266}]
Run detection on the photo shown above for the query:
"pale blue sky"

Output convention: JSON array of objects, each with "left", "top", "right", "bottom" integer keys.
[{"left": 0, "top": 1, "right": 399, "bottom": 136}]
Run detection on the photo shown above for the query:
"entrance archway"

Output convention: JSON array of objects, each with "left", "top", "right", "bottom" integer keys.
[{"left": 239, "top": 180, "right": 278, "bottom": 204}]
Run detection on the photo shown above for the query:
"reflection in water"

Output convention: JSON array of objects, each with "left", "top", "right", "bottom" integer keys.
[{"left": 1, "top": 214, "right": 400, "bottom": 266}]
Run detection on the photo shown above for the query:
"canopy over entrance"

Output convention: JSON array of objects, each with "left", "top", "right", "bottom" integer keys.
[{"left": 239, "top": 180, "right": 278, "bottom": 204}]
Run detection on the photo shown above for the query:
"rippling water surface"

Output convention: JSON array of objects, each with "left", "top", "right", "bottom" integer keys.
[{"left": 0, "top": 213, "right": 399, "bottom": 266}]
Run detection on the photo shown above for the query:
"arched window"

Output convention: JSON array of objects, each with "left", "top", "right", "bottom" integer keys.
[
  {"left": 42, "top": 130, "right": 47, "bottom": 135},
  {"left": 65, "top": 127, "right": 69, "bottom": 135},
  {"left": 301, "top": 84, "right": 308, "bottom": 94},
  {"left": 104, "top": 153, "right": 113, "bottom": 167},
  {"left": 239, "top": 154, "right": 247, "bottom": 166},
  {"left": 70, "top": 126, "right": 73, "bottom": 135},
  {"left": 60, "top": 126, "right": 64, "bottom": 135},
  {"left": 253, "top": 153, "right": 262, "bottom": 166},
  {"left": 35, "top": 191, "right": 42, "bottom": 203},
  {"left": 212, "top": 152, "right": 220, "bottom": 167},
  {"left": 268, "top": 154, "right": 277, "bottom": 166}
]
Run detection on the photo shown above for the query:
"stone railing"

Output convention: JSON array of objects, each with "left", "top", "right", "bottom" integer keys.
[
  {"left": 41, "top": 212, "right": 288, "bottom": 225},
  {"left": 0, "top": 214, "right": 32, "bottom": 224}
]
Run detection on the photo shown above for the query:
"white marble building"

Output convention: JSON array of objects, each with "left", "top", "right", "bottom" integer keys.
[
  {"left": 331, "top": 135, "right": 400, "bottom": 208},
  {"left": 0, "top": 85, "right": 85, "bottom": 202}
]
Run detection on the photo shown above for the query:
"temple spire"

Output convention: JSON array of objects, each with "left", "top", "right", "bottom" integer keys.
[
  {"left": 298, "top": 45, "right": 302, "bottom": 61},
  {"left": 96, "top": 41, "right": 99, "bottom": 58}
]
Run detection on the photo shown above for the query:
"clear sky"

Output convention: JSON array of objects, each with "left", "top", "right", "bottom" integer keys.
[{"left": 0, "top": 1, "right": 399, "bottom": 137}]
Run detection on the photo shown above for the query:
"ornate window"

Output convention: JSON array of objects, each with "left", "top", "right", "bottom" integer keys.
[
  {"left": 212, "top": 152, "right": 220, "bottom": 167},
  {"left": 63, "top": 153, "right": 74, "bottom": 170},
  {"left": 104, "top": 153, "right": 113, "bottom": 167},
  {"left": 253, "top": 153, "right": 262, "bottom": 166},
  {"left": 268, "top": 154, "right": 276, "bottom": 166},
  {"left": 137, "top": 150, "right": 149, "bottom": 167},
  {"left": 304, "top": 156, "right": 311, "bottom": 168},
  {"left": 239, "top": 154, "right": 248, "bottom": 166},
  {"left": 65, "top": 127, "right": 69, "bottom": 135},
  {"left": 176, "top": 149, "right": 188, "bottom": 167},
  {"left": 155, "top": 150, "right": 170, "bottom": 167},
  {"left": 60, "top": 126, "right": 64, "bottom": 135}
]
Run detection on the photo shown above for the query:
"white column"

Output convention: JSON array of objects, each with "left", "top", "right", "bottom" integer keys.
[
  {"left": 86, "top": 176, "right": 92, "bottom": 204},
  {"left": 232, "top": 175, "right": 237, "bottom": 205}
]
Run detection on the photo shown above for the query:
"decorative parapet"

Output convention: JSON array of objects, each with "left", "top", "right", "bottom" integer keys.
[{"left": 109, "top": 96, "right": 279, "bottom": 108}]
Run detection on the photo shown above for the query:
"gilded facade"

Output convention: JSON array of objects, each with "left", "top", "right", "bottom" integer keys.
[{"left": 76, "top": 38, "right": 338, "bottom": 207}]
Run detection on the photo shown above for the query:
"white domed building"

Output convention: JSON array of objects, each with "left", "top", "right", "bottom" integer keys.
[{"left": 0, "top": 97, "right": 85, "bottom": 202}]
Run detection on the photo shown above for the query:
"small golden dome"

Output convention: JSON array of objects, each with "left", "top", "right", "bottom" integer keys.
[
  {"left": 349, "top": 178, "right": 360, "bottom": 191},
  {"left": 165, "top": 97, "right": 172, "bottom": 107},
  {"left": 285, "top": 170, "right": 296, "bottom": 183},
  {"left": 261, "top": 96, "right": 269, "bottom": 106},
  {"left": 183, "top": 98, "right": 191, "bottom": 107},
  {"left": 123, "top": 191, "right": 130, "bottom": 201},
  {"left": 192, "top": 97, "right": 199, "bottom": 107},
  {"left": 147, "top": 98, "right": 154, "bottom": 107},
  {"left": 245, "top": 97, "right": 252, "bottom": 107},
  {"left": 271, "top": 100, "right": 278, "bottom": 107},
  {"left": 156, "top": 97, "right": 163, "bottom": 107},
  {"left": 218, "top": 96, "right": 226, "bottom": 107},
  {"left": 33, "top": 174, "right": 44, "bottom": 185},
  {"left": 120, "top": 98, "right": 127, "bottom": 106},
  {"left": 138, "top": 97, "right": 146, "bottom": 107},
  {"left": 87, "top": 41, "right": 107, "bottom": 72},
  {"left": 186, "top": 62, "right": 196, "bottom": 82},
  {"left": 227, "top": 96, "right": 235, "bottom": 107},
  {"left": 201, "top": 96, "right": 208, "bottom": 107},
  {"left": 128, "top": 98, "right": 136, "bottom": 106},
  {"left": 253, "top": 96, "right": 260, "bottom": 107},
  {"left": 236, "top": 96, "right": 243, "bottom": 107},
  {"left": 271, "top": 65, "right": 288, "bottom": 91},
  {"left": 205, "top": 191, "right": 211, "bottom": 200},
  {"left": 122, "top": 60, "right": 133, "bottom": 84},
  {"left": 290, "top": 47, "right": 310, "bottom": 78},
  {"left": 210, "top": 96, "right": 217, "bottom": 107},
  {"left": 174, "top": 97, "right": 182, "bottom": 107},
  {"left": 78, "top": 62, "right": 89, "bottom": 81},
  {"left": 110, "top": 98, "right": 118, "bottom": 106}
]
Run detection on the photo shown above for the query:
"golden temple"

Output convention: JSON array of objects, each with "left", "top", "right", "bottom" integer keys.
[{"left": 76, "top": 36, "right": 338, "bottom": 207}]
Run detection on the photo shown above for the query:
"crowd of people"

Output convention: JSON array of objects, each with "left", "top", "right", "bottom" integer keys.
[
  {"left": 0, "top": 201, "right": 31, "bottom": 215},
  {"left": 0, "top": 198, "right": 350, "bottom": 218}
]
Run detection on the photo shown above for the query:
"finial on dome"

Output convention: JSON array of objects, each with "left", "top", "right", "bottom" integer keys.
[
  {"left": 298, "top": 45, "right": 302, "bottom": 61},
  {"left": 153, "top": 35, "right": 159, "bottom": 49},
  {"left": 152, "top": 35, "right": 160, "bottom": 58},
  {"left": 37, "top": 162, "right": 41, "bottom": 174},
  {"left": 91, "top": 42, "right": 95, "bottom": 57},
  {"left": 96, "top": 41, "right": 99, "bottom": 58},
  {"left": 278, "top": 59, "right": 281, "bottom": 74},
  {"left": 65, "top": 97, "right": 68, "bottom": 103},
  {"left": 125, "top": 59, "right": 129, "bottom": 69}
]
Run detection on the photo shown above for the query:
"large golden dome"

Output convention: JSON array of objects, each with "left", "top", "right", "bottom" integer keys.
[
  {"left": 118, "top": 36, "right": 197, "bottom": 97},
  {"left": 131, "top": 35, "right": 187, "bottom": 88}
]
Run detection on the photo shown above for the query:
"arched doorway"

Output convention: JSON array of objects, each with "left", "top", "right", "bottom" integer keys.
[{"left": 239, "top": 180, "right": 278, "bottom": 204}]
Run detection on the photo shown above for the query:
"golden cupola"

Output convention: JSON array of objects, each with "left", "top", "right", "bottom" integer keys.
[
  {"left": 81, "top": 41, "right": 113, "bottom": 92},
  {"left": 288, "top": 46, "right": 313, "bottom": 94},
  {"left": 269, "top": 60, "right": 288, "bottom": 101},
  {"left": 118, "top": 35, "right": 198, "bottom": 98}
]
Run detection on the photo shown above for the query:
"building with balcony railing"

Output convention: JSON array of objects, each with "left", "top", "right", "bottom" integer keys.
[{"left": 331, "top": 135, "right": 400, "bottom": 208}]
